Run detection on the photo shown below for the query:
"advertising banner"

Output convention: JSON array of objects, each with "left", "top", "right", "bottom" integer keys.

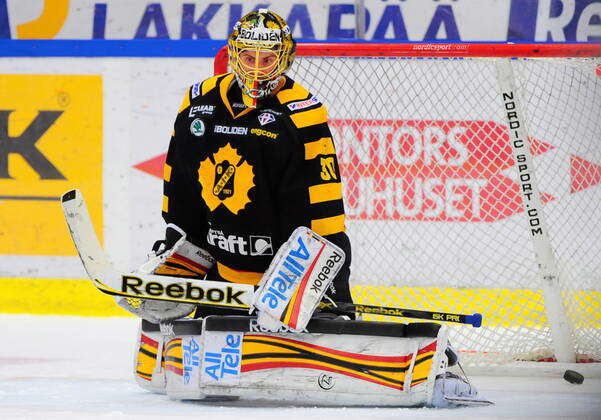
[
  {"left": 0, "top": 0, "right": 600, "bottom": 42},
  {"left": 0, "top": 74, "right": 102, "bottom": 256}
]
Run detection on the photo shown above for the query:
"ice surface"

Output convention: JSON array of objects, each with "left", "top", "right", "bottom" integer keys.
[{"left": 1, "top": 315, "right": 599, "bottom": 419}]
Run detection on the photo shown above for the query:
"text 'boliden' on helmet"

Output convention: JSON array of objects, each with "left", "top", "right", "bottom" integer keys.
[{"left": 228, "top": 9, "right": 296, "bottom": 101}]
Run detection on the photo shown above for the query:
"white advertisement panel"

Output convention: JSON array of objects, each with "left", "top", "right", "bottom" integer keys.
[{"left": 1, "top": 0, "right": 600, "bottom": 42}]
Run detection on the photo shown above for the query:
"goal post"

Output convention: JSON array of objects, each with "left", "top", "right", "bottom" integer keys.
[{"left": 214, "top": 43, "right": 601, "bottom": 368}]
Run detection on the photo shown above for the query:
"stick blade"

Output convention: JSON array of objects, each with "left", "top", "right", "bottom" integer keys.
[{"left": 61, "top": 189, "right": 110, "bottom": 279}]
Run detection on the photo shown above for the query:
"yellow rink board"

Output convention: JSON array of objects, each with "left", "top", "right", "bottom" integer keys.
[
  {"left": 0, "top": 278, "right": 599, "bottom": 328},
  {"left": 0, "top": 278, "right": 132, "bottom": 317}
]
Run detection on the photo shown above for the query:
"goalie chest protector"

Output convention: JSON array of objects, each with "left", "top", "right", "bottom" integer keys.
[
  {"left": 137, "top": 316, "right": 449, "bottom": 407},
  {"left": 165, "top": 74, "right": 347, "bottom": 279}
]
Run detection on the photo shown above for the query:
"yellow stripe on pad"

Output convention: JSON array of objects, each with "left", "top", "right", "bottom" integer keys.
[
  {"left": 162, "top": 195, "right": 168, "bottom": 212},
  {"left": 163, "top": 163, "right": 172, "bottom": 182},
  {"left": 311, "top": 214, "right": 345, "bottom": 236},
  {"left": 291, "top": 106, "right": 327, "bottom": 129},
  {"left": 309, "top": 183, "right": 342, "bottom": 204},
  {"left": 305, "top": 137, "right": 336, "bottom": 160},
  {"left": 178, "top": 88, "right": 191, "bottom": 113},
  {"left": 276, "top": 82, "right": 310, "bottom": 104}
]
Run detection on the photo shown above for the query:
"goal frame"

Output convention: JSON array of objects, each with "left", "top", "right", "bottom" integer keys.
[
  {"left": 213, "top": 42, "right": 601, "bottom": 372},
  {"left": 214, "top": 42, "right": 601, "bottom": 74}
]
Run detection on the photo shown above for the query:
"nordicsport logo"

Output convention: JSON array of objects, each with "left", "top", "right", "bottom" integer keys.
[{"left": 331, "top": 119, "right": 601, "bottom": 222}]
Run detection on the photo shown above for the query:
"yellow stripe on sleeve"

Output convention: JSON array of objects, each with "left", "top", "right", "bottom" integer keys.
[
  {"left": 276, "top": 82, "right": 310, "bottom": 104},
  {"left": 163, "top": 163, "right": 172, "bottom": 182},
  {"left": 202, "top": 75, "right": 220, "bottom": 95},
  {"left": 177, "top": 88, "right": 191, "bottom": 113},
  {"left": 309, "top": 183, "right": 343, "bottom": 204},
  {"left": 162, "top": 195, "right": 169, "bottom": 213},
  {"left": 290, "top": 105, "right": 328, "bottom": 129},
  {"left": 311, "top": 214, "right": 345, "bottom": 236},
  {"left": 304, "top": 137, "right": 336, "bottom": 160}
]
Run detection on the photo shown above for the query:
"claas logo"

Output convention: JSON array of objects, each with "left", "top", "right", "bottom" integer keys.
[{"left": 0, "top": 75, "right": 102, "bottom": 255}]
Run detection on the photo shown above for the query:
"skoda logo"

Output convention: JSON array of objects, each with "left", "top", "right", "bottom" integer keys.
[
  {"left": 318, "top": 373, "right": 335, "bottom": 390},
  {"left": 190, "top": 118, "right": 205, "bottom": 136}
]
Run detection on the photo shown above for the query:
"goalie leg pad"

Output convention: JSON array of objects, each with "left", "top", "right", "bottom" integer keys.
[
  {"left": 134, "top": 321, "right": 169, "bottom": 393},
  {"left": 154, "top": 316, "right": 452, "bottom": 406}
]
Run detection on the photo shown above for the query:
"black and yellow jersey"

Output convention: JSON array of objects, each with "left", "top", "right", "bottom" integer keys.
[{"left": 162, "top": 73, "right": 351, "bottom": 289}]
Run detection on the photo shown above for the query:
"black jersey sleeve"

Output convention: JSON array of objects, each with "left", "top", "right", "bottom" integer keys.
[
  {"left": 276, "top": 82, "right": 353, "bottom": 304},
  {"left": 161, "top": 87, "right": 207, "bottom": 243}
]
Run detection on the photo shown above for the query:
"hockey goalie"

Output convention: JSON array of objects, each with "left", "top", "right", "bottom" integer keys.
[{"left": 71, "top": 9, "right": 489, "bottom": 408}]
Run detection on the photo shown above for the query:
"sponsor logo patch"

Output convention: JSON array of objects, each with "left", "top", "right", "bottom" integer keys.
[
  {"left": 189, "top": 105, "right": 215, "bottom": 117},
  {"left": 258, "top": 112, "right": 276, "bottom": 126},
  {"left": 260, "top": 236, "right": 311, "bottom": 310},
  {"left": 0, "top": 75, "right": 102, "bottom": 256},
  {"left": 191, "top": 82, "right": 201, "bottom": 98},
  {"left": 237, "top": 27, "right": 282, "bottom": 43},
  {"left": 287, "top": 96, "right": 319, "bottom": 111},
  {"left": 249, "top": 319, "right": 307, "bottom": 333},
  {"left": 318, "top": 373, "right": 335, "bottom": 390},
  {"left": 250, "top": 235, "right": 274, "bottom": 256},
  {"left": 260, "top": 108, "right": 283, "bottom": 116},
  {"left": 206, "top": 229, "right": 273, "bottom": 256},
  {"left": 250, "top": 128, "right": 278, "bottom": 140},
  {"left": 214, "top": 125, "right": 248, "bottom": 135},
  {"left": 119, "top": 275, "right": 248, "bottom": 307},
  {"left": 190, "top": 118, "right": 205, "bottom": 136},
  {"left": 201, "top": 332, "right": 243, "bottom": 386},
  {"left": 183, "top": 337, "right": 200, "bottom": 386}
]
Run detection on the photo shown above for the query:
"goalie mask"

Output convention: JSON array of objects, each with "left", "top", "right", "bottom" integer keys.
[{"left": 228, "top": 9, "right": 296, "bottom": 106}]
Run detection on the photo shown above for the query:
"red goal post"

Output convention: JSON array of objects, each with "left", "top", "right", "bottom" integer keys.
[
  {"left": 213, "top": 43, "right": 601, "bottom": 369},
  {"left": 214, "top": 42, "right": 601, "bottom": 74}
]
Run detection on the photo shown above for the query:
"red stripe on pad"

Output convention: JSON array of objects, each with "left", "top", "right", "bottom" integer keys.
[
  {"left": 288, "top": 242, "right": 326, "bottom": 329},
  {"left": 241, "top": 361, "right": 403, "bottom": 390},
  {"left": 165, "top": 365, "right": 183, "bottom": 376},
  {"left": 140, "top": 334, "right": 158, "bottom": 348},
  {"left": 171, "top": 253, "right": 210, "bottom": 272},
  {"left": 245, "top": 334, "right": 413, "bottom": 363},
  {"left": 417, "top": 340, "right": 437, "bottom": 355}
]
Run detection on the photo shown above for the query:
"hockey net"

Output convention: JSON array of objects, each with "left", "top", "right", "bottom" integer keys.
[{"left": 215, "top": 43, "right": 601, "bottom": 368}]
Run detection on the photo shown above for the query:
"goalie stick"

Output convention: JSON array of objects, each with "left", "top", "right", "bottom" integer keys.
[
  {"left": 61, "top": 189, "right": 254, "bottom": 310},
  {"left": 320, "top": 302, "right": 482, "bottom": 327},
  {"left": 62, "top": 189, "right": 482, "bottom": 327}
]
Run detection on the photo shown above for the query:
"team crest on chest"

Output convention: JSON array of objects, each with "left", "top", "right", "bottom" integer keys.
[
  {"left": 198, "top": 143, "right": 255, "bottom": 214},
  {"left": 258, "top": 112, "right": 276, "bottom": 126},
  {"left": 190, "top": 118, "right": 205, "bottom": 136}
]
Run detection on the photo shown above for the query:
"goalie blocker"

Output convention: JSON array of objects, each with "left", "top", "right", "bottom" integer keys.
[{"left": 133, "top": 316, "right": 490, "bottom": 407}]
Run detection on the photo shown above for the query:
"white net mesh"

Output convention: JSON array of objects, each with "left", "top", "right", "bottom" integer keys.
[{"left": 287, "top": 53, "right": 601, "bottom": 366}]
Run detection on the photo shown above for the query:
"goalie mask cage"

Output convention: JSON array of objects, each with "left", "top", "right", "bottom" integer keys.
[{"left": 215, "top": 43, "right": 601, "bottom": 368}]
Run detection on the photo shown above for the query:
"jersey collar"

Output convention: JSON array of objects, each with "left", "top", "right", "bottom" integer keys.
[{"left": 220, "top": 74, "right": 255, "bottom": 120}]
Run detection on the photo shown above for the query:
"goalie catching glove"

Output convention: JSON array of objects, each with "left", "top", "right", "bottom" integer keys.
[
  {"left": 116, "top": 224, "right": 215, "bottom": 322},
  {"left": 253, "top": 226, "right": 346, "bottom": 332}
]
